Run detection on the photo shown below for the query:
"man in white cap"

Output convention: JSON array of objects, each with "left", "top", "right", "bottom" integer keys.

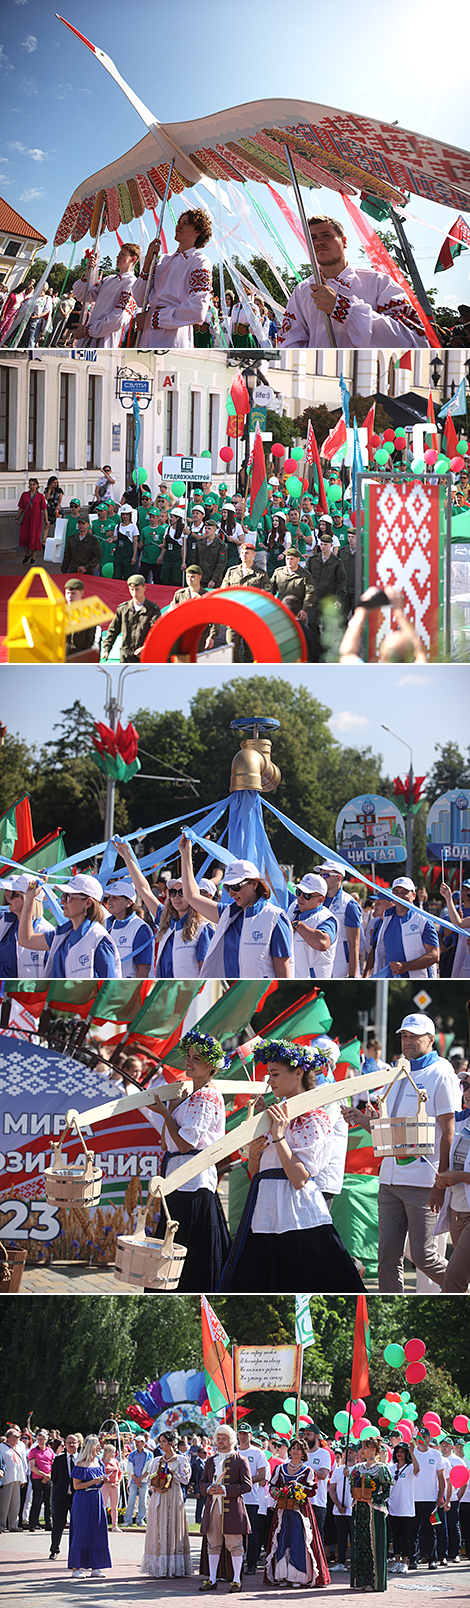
[
  {"left": 373, "top": 879, "right": 439, "bottom": 978},
  {"left": 288, "top": 873, "right": 338, "bottom": 978},
  {"left": 18, "top": 873, "right": 121, "bottom": 977},
  {"left": 178, "top": 836, "right": 293, "bottom": 979},
  {"left": 0, "top": 876, "right": 53, "bottom": 978},
  {"left": 345, "top": 1014, "right": 459, "bottom": 1292},
  {"left": 316, "top": 863, "right": 362, "bottom": 977},
  {"left": 103, "top": 881, "right": 153, "bottom": 977}
]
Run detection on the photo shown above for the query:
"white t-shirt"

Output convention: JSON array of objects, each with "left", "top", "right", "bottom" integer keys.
[
  {"left": 379, "top": 1057, "right": 460, "bottom": 1188},
  {"left": 412, "top": 1448, "right": 444, "bottom": 1502},
  {"left": 388, "top": 1462, "right": 417, "bottom": 1517},
  {"left": 307, "top": 1448, "right": 330, "bottom": 1506},
  {"left": 238, "top": 1444, "right": 268, "bottom": 1507},
  {"left": 329, "top": 1462, "right": 353, "bottom": 1516}
]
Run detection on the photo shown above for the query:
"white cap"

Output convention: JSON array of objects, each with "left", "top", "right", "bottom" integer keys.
[
  {"left": 120, "top": 503, "right": 133, "bottom": 514},
  {"left": 313, "top": 1034, "right": 341, "bottom": 1065},
  {"left": 60, "top": 873, "right": 103, "bottom": 899},
  {"left": 268, "top": 476, "right": 279, "bottom": 486},
  {"left": 317, "top": 861, "right": 346, "bottom": 877},
  {"left": 296, "top": 873, "right": 327, "bottom": 897},
  {"left": 396, "top": 1013, "right": 436, "bottom": 1037},
  {"left": 391, "top": 877, "right": 416, "bottom": 893},
  {"left": 224, "top": 859, "right": 261, "bottom": 885},
  {"left": 104, "top": 879, "right": 137, "bottom": 902},
  {"left": 199, "top": 878, "right": 217, "bottom": 896},
  {"left": 1, "top": 874, "right": 44, "bottom": 897}
]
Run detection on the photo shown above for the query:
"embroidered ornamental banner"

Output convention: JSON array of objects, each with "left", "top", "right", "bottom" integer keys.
[{"left": 363, "top": 479, "right": 445, "bottom": 660}]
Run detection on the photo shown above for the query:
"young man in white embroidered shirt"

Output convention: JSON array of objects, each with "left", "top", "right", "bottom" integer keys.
[
  {"left": 279, "top": 215, "right": 429, "bottom": 349},
  {"left": 73, "top": 244, "right": 140, "bottom": 348},
  {"left": 134, "top": 209, "right": 213, "bottom": 349}
]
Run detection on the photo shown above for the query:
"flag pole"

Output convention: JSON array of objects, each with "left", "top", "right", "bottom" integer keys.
[
  {"left": 295, "top": 1344, "right": 303, "bottom": 1437},
  {"left": 283, "top": 145, "right": 336, "bottom": 350},
  {"left": 232, "top": 1347, "right": 238, "bottom": 1439}
]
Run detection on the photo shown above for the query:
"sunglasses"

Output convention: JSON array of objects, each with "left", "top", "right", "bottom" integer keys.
[
  {"left": 170, "top": 887, "right": 184, "bottom": 898},
  {"left": 460, "top": 1078, "right": 470, "bottom": 1091},
  {"left": 225, "top": 879, "right": 251, "bottom": 894},
  {"left": 296, "top": 886, "right": 315, "bottom": 899}
]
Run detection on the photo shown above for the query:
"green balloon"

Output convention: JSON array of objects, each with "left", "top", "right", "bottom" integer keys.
[
  {"left": 272, "top": 1413, "right": 293, "bottom": 1435},
  {"left": 201, "top": 450, "right": 212, "bottom": 458},
  {"left": 384, "top": 442, "right": 395, "bottom": 456},
  {"left": 171, "top": 479, "right": 186, "bottom": 496},
  {"left": 374, "top": 448, "right": 389, "bottom": 466},
  {"left": 435, "top": 456, "right": 450, "bottom": 474},
  {"left": 360, "top": 1426, "right": 379, "bottom": 1440},
  {"left": 283, "top": 1397, "right": 308, "bottom": 1416},
  {"left": 377, "top": 1400, "right": 387, "bottom": 1414},
  {"left": 285, "top": 475, "right": 302, "bottom": 497},
  {"left": 101, "top": 563, "right": 114, "bottom": 577},
  {"left": 328, "top": 484, "right": 343, "bottom": 503},
  {"left": 464, "top": 1442, "right": 470, "bottom": 1462},
  {"left": 411, "top": 459, "right": 425, "bottom": 475},
  {"left": 400, "top": 1393, "right": 411, "bottom": 1403},
  {"left": 292, "top": 447, "right": 304, "bottom": 461},
  {"left": 132, "top": 467, "right": 148, "bottom": 485},
  {"left": 386, "top": 1403, "right": 404, "bottom": 1425},
  {"left": 384, "top": 1344, "right": 406, "bottom": 1368},
  {"left": 334, "top": 1412, "right": 352, "bottom": 1433},
  {"left": 456, "top": 441, "right": 468, "bottom": 455}
]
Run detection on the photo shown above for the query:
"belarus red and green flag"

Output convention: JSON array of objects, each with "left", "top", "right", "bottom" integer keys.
[
  {"left": 434, "top": 216, "right": 470, "bottom": 273},
  {"left": 394, "top": 351, "right": 412, "bottom": 370},
  {"left": 321, "top": 416, "right": 347, "bottom": 461},
  {"left": 0, "top": 793, "right": 35, "bottom": 863},
  {"left": 351, "top": 1295, "right": 371, "bottom": 1398},
  {"left": 248, "top": 422, "right": 268, "bottom": 524},
  {"left": 201, "top": 1296, "right": 233, "bottom": 1411},
  {"left": 226, "top": 371, "right": 251, "bottom": 420}
]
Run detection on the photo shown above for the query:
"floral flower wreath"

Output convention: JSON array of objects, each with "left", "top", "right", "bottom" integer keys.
[
  {"left": 181, "top": 1028, "right": 231, "bottom": 1072},
  {"left": 256, "top": 1039, "right": 330, "bottom": 1077}
]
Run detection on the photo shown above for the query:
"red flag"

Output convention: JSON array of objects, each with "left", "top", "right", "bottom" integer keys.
[
  {"left": 394, "top": 350, "right": 412, "bottom": 370},
  {"left": 0, "top": 793, "right": 35, "bottom": 864},
  {"left": 443, "top": 412, "right": 458, "bottom": 458},
  {"left": 248, "top": 421, "right": 268, "bottom": 524},
  {"left": 267, "top": 183, "right": 306, "bottom": 250},
  {"left": 306, "top": 421, "right": 328, "bottom": 514},
  {"left": 426, "top": 390, "right": 438, "bottom": 446},
  {"left": 201, "top": 1297, "right": 233, "bottom": 1410},
  {"left": 434, "top": 215, "right": 470, "bottom": 273},
  {"left": 341, "top": 194, "right": 438, "bottom": 347},
  {"left": 363, "top": 404, "right": 375, "bottom": 465},
  {"left": 321, "top": 417, "right": 347, "bottom": 461},
  {"left": 351, "top": 1295, "right": 371, "bottom": 1398},
  {"left": 230, "top": 371, "right": 251, "bottom": 415}
]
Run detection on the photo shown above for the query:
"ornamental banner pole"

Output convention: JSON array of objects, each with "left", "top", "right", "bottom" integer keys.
[
  {"left": 78, "top": 197, "right": 107, "bottom": 342},
  {"left": 283, "top": 144, "right": 336, "bottom": 349},
  {"left": 141, "top": 158, "right": 175, "bottom": 320}
]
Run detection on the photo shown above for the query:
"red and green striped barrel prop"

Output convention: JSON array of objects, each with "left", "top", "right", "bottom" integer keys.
[{"left": 140, "top": 586, "right": 308, "bottom": 663}]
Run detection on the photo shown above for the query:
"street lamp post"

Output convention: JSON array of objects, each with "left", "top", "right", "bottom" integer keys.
[
  {"left": 382, "top": 724, "right": 414, "bottom": 879},
  {"left": 97, "top": 666, "right": 144, "bottom": 839},
  {"left": 94, "top": 1376, "right": 120, "bottom": 1421}
]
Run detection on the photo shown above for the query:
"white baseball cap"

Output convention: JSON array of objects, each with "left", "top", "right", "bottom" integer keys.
[
  {"left": 224, "top": 859, "right": 261, "bottom": 885},
  {"left": 104, "top": 880, "right": 137, "bottom": 902},
  {"left": 317, "top": 861, "right": 346, "bottom": 877},
  {"left": 313, "top": 1034, "right": 341, "bottom": 1065},
  {"left": 1, "top": 874, "right": 44, "bottom": 897},
  {"left": 296, "top": 873, "right": 327, "bottom": 897},
  {"left": 60, "top": 873, "right": 103, "bottom": 899},
  {"left": 199, "top": 878, "right": 217, "bottom": 896},
  {"left": 396, "top": 1014, "right": 435, "bottom": 1037},
  {"left": 391, "top": 877, "right": 416, "bottom": 894},
  {"left": 120, "top": 503, "right": 133, "bottom": 514}
]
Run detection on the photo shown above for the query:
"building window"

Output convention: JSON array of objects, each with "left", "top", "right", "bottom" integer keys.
[
  {"left": 4, "top": 240, "right": 22, "bottom": 258},
  {"left": 209, "top": 393, "right": 220, "bottom": 471},
  {"left": 87, "top": 373, "right": 101, "bottom": 467},
  {"left": 165, "top": 390, "right": 174, "bottom": 455},
  {"left": 59, "top": 373, "right": 71, "bottom": 467},
  {"left": 0, "top": 366, "right": 9, "bottom": 468},
  {"left": 126, "top": 413, "right": 136, "bottom": 487},
  {"left": 315, "top": 351, "right": 324, "bottom": 376},
  {"left": 28, "top": 371, "right": 39, "bottom": 468}
]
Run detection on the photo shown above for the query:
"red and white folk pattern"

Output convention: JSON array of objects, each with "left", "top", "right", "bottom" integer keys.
[
  {"left": 189, "top": 268, "right": 212, "bottom": 294},
  {"left": 365, "top": 480, "right": 443, "bottom": 660}
]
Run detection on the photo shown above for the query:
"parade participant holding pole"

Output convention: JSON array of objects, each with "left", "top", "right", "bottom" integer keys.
[
  {"left": 0, "top": 876, "right": 52, "bottom": 977},
  {"left": 217, "top": 1040, "right": 364, "bottom": 1291},
  {"left": 113, "top": 841, "right": 215, "bottom": 976},
  {"left": 349, "top": 1436, "right": 393, "bottom": 1593},
  {"left": 18, "top": 874, "right": 121, "bottom": 978},
  {"left": 439, "top": 881, "right": 470, "bottom": 978},
  {"left": 134, "top": 209, "right": 213, "bottom": 349},
  {"left": 179, "top": 837, "right": 293, "bottom": 979},
  {"left": 266, "top": 1436, "right": 330, "bottom": 1588},
  {"left": 287, "top": 873, "right": 338, "bottom": 979},
  {"left": 279, "top": 216, "right": 429, "bottom": 349},
  {"left": 199, "top": 1425, "right": 252, "bottom": 1592},
  {"left": 316, "top": 863, "right": 362, "bottom": 977},
  {"left": 102, "top": 880, "right": 153, "bottom": 977},
  {"left": 72, "top": 244, "right": 140, "bottom": 348},
  {"left": 148, "top": 1029, "right": 232, "bottom": 1292}
]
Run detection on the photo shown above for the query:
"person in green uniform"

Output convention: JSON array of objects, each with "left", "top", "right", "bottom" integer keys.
[
  {"left": 64, "top": 498, "right": 82, "bottom": 544},
  {"left": 139, "top": 512, "right": 166, "bottom": 581},
  {"left": 286, "top": 506, "right": 313, "bottom": 556},
  {"left": 338, "top": 526, "right": 357, "bottom": 618},
  {"left": 102, "top": 575, "right": 161, "bottom": 663},
  {"left": 168, "top": 565, "right": 206, "bottom": 607},
  {"left": 92, "top": 502, "right": 117, "bottom": 569},
  {"left": 195, "top": 521, "right": 228, "bottom": 589},
  {"left": 216, "top": 483, "right": 229, "bottom": 514},
  {"left": 61, "top": 512, "right": 102, "bottom": 576},
  {"left": 64, "top": 577, "right": 98, "bottom": 658},
  {"left": 207, "top": 538, "right": 271, "bottom": 661},
  {"left": 137, "top": 492, "right": 155, "bottom": 533},
  {"left": 219, "top": 504, "right": 243, "bottom": 568},
  {"left": 305, "top": 527, "right": 347, "bottom": 638},
  {"left": 269, "top": 546, "right": 316, "bottom": 615},
  {"left": 349, "top": 1437, "right": 393, "bottom": 1592},
  {"left": 188, "top": 489, "right": 205, "bottom": 518}
]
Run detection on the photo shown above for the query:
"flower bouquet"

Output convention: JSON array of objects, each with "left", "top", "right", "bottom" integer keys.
[{"left": 277, "top": 1481, "right": 309, "bottom": 1511}]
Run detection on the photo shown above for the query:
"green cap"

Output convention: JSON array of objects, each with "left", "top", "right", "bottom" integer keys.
[
  {"left": 186, "top": 564, "right": 203, "bottom": 576},
  {"left": 69, "top": 498, "right": 81, "bottom": 508},
  {"left": 64, "top": 577, "right": 85, "bottom": 590},
  {"left": 128, "top": 574, "right": 146, "bottom": 587}
]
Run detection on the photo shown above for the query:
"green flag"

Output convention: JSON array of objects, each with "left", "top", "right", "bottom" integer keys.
[
  {"left": 336, "top": 1038, "right": 362, "bottom": 1073},
  {"left": 22, "top": 832, "right": 67, "bottom": 873},
  {"left": 295, "top": 1295, "right": 315, "bottom": 1348},
  {"left": 0, "top": 804, "right": 18, "bottom": 859},
  {"left": 227, "top": 993, "right": 333, "bottom": 1080},
  {"left": 164, "top": 982, "right": 270, "bottom": 1071}
]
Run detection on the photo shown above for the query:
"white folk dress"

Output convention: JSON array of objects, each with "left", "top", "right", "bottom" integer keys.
[{"left": 142, "top": 1453, "right": 192, "bottom": 1578}]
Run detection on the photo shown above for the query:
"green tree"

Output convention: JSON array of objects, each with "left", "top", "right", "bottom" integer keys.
[
  {"left": 0, "top": 732, "right": 34, "bottom": 817},
  {"left": 425, "top": 742, "right": 470, "bottom": 806}
]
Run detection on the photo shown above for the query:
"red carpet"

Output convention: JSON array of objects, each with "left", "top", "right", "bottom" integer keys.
[{"left": 0, "top": 573, "right": 175, "bottom": 639}]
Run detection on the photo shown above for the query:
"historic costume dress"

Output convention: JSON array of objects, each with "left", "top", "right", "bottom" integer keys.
[
  {"left": 266, "top": 1460, "right": 331, "bottom": 1587},
  {"left": 68, "top": 1461, "right": 112, "bottom": 1572},
  {"left": 154, "top": 1084, "right": 231, "bottom": 1290},
  {"left": 142, "top": 1452, "right": 192, "bottom": 1578},
  {"left": 349, "top": 1461, "right": 393, "bottom": 1592}
]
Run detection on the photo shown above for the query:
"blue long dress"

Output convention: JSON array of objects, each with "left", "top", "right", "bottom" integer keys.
[{"left": 68, "top": 1462, "right": 112, "bottom": 1571}]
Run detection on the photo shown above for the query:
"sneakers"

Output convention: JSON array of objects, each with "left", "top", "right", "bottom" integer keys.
[
  {"left": 407, "top": 1562, "right": 418, "bottom": 1571},
  {"left": 71, "top": 1571, "right": 86, "bottom": 1580},
  {"left": 90, "top": 1570, "right": 105, "bottom": 1578},
  {"left": 440, "top": 1558, "right": 448, "bottom": 1566},
  {"left": 388, "top": 1562, "right": 400, "bottom": 1573},
  {"left": 398, "top": 1563, "right": 408, "bottom": 1574},
  {"left": 428, "top": 1560, "right": 438, "bottom": 1570},
  {"left": 330, "top": 1563, "right": 347, "bottom": 1571}
]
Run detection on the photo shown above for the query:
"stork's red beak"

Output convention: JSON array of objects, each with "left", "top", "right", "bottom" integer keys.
[{"left": 55, "top": 15, "right": 97, "bottom": 53}]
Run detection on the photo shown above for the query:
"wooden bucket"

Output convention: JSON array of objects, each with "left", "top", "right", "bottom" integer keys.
[
  {"left": 352, "top": 1479, "right": 373, "bottom": 1503},
  {"left": 114, "top": 1188, "right": 186, "bottom": 1291},
  {"left": 44, "top": 1121, "right": 102, "bottom": 1207},
  {"left": 369, "top": 1056, "right": 435, "bottom": 1161},
  {"left": 0, "top": 1242, "right": 28, "bottom": 1294}
]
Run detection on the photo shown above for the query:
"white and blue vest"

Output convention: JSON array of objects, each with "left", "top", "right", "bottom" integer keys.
[
  {"left": 44, "top": 920, "right": 121, "bottom": 979},
  {"left": 326, "top": 888, "right": 362, "bottom": 977},
  {"left": 374, "top": 910, "right": 437, "bottom": 979},
  {"left": 201, "top": 900, "right": 292, "bottom": 979},
  {"left": 288, "top": 901, "right": 338, "bottom": 979},
  {"left": 106, "top": 912, "right": 151, "bottom": 977},
  {"left": 155, "top": 920, "right": 212, "bottom": 978},
  {"left": 0, "top": 912, "right": 52, "bottom": 978}
]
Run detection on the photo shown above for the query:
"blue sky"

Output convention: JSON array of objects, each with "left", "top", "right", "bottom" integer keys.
[
  {"left": 2, "top": 664, "right": 468, "bottom": 781},
  {"left": 1, "top": 0, "right": 470, "bottom": 309}
]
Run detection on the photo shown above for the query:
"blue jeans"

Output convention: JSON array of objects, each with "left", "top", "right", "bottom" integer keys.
[{"left": 124, "top": 1479, "right": 148, "bottom": 1526}]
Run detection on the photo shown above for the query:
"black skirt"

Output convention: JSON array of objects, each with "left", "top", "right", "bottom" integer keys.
[
  {"left": 221, "top": 1223, "right": 365, "bottom": 1293},
  {"left": 155, "top": 1186, "right": 232, "bottom": 1293}
]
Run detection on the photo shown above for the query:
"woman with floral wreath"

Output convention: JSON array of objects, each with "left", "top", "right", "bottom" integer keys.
[
  {"left": 217, "top": 1040, "right": 364, "bottom": 1292},
  {"left": 142, "top": 1430, "right": 192, "bottom": 1579},
  {"left": 148, "top": 1029, "right": 232, "bottom": 1291},
  {"left": 349, "top": 1436, "right": 393, "bottom": 1592},
  {"left": 266, "top": 1436, "right": 330, "bottom": 1588}
]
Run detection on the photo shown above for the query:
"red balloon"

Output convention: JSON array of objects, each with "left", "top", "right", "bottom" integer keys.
[
  {"left": 384, "top": 429, "right": 395, "bottom": 441},
  {"left": 347, "top": 1400, "right": 366, "bottom": 1419},
  {"left": 385, "top": 1393, "right": 401, "bottom": 1403},
  {"left": 378, "top": 1417, "right": 389, "bottom": 1428},
  {"left": 424, "top": 449, "right": 438, "bottom": 465},
  {"left": 450, "top": 1465, "right": 469, "bottom": 1489},
  {"left": 450, "top": 456, "right": 465, "bottom": 472},
  {"left": 353, "top": 1419, "right": 371, "bottom": 1437},
  {"left": 406, "top": 1362, "right": 427, "bottom": 1384},
  {"left": 157, "top": 460, "right": 163, "bottom": 475},
  {"left": 423, "top": 1414, "right": 441, "bottom": 1429},
  {"left": 453, "top": 1415, "right": 469, "bottom": 1433},
  {"left": 404, "top": 1339, "right": 426, "bottom": 1363},
  {"left": 220, "top": 446, "right": 234, "bottom": 463},
  {"left": 370, "top": 434, "right": 381, "bottom": 450},
  {"left": 284, "top": 458, "right": 297, "bottom": 475},
  {"left": 272, "top": 443, "right": 285, "bottom": 458},
  {"left": 400, "top": 1424, "right": 413, "bottom": 1443}
]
